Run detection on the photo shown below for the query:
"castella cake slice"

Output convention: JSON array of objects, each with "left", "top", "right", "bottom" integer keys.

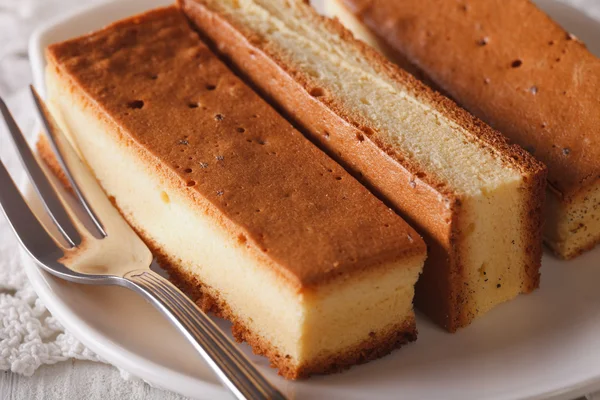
[
  {"left": 40, "top": 6, "right": 427, "bottom": 379},
  {"left": 328, "top": 0, "right": 600, "bottom": 259},
  {"left": 178, "top": 0, "right": 547, "bottom": 331}
]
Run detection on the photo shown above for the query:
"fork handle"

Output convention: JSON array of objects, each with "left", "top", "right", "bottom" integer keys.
[{"left": 123, "top": 269, "right": 286, "bottom": 400}]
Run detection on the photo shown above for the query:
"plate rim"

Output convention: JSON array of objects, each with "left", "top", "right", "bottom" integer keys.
[
  {"left": 23, "top": 0, "right": 600, "bottom": 399},
  {"left": 20, "top": 247, "right": 228, "bottom": 399}
]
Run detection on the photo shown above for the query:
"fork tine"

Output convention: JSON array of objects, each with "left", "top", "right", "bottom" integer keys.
[
  {"left": 30, "top": 87, "right": 107, "bottom": 238},
  {"left": 0, "top": 160, "right": 64, "bottom": 262},
  {"left": 0, "top": 95, "right": 80, "bottom": 247},
  {"left": 0, "top": 159, "right": 99, "bottom": 284}
]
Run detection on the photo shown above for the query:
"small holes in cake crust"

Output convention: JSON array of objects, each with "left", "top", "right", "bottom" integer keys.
[
  {"left": 184, "top": 168, "right": 193, "bottom": 173},
  {"left": 215, "top": 113, "right": 224, "bottom": 121},
  {"left": 529, "top": 86, "right": 538, "bottom": 95},
  {"left": 335, "top": 176, "right": 342, "bottom": 181},
  {"left": 478, "top": 263, "right": 487, "bottom": 278},
  {"left": 563, "top": 147, "right": 571, "bottom": 156},
  {"left": 237, "top": 127, "right": 246, "bottom": 133},
  {"left": 127, "top": 100, "right": 144, "bottom": 109},
  {"left": 237, "top": 234, "right": 247, "bottom": 245},
  {"left": 188, "top": 102, "right": 200, "bottom": 109},
  {"left": 477, "top": 37, "right": 489, "bottom": 46},
  {"left": 356, "top": 133, "right": 365, "bottom": 142},
  {"left": 511, "top": 59, "right": 523, "bottom": 68},
  {"left": 206, "top": 83, "right": 217, "bottom": 91},
  {"left": 186, "top": 180, "right": 196, "bottom": 187},
  {"left": 310, "top": 87, "right": 325, "bottom": 97}
]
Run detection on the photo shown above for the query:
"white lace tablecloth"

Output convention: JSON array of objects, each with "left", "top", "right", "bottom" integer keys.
[{"left": 0, "top": 0, "right": 599, "bottom": 399}]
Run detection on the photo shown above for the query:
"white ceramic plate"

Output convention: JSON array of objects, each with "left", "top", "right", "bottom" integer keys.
[{"left": 22, "top": 0, "right": 600, "bottom": 399}]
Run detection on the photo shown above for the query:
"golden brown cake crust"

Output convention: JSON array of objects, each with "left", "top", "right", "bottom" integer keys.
[
  {"left": 179, "top": 0, "right": 545, "bottom": 193},
  {"left": 341, "top": 0, "right": 599, "bottom": 201},
  {"left": 178, "top": 0, "right": 546, "bottom": 331},
  {"left": 37, "top": 136, "right": 418, "bottom": 380},
  {"left": 45, "top": 6, "right": 425, "bottom": 290},
  {"left": 521, "top": 172, "right": 546, "bottom": 289}
]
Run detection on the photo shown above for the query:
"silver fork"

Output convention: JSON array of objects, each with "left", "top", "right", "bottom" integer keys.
[{"left": 0, "top": 87, "right": 286, "bottom": 400}]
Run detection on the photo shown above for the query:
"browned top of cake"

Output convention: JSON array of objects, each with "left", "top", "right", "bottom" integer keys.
[
  {"left": 343, "top": 0, "right": 600, "bottom": 199},
  {"left": 46, "top": 6, "right": 425, "bottom": 288}
]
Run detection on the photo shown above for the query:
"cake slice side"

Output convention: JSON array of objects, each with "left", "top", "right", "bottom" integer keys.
[
  {"left": 179, "top": 0, "right": 547, "bottom": 331},
  {"left": 41, "top": 6, "right": 426, "bottom": 378},
  {"left": 545, "top": 182, "right": 600, "bottom": 259},
  {"left": 329, "top": 0, "right": 600, "bottom": 259}
]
